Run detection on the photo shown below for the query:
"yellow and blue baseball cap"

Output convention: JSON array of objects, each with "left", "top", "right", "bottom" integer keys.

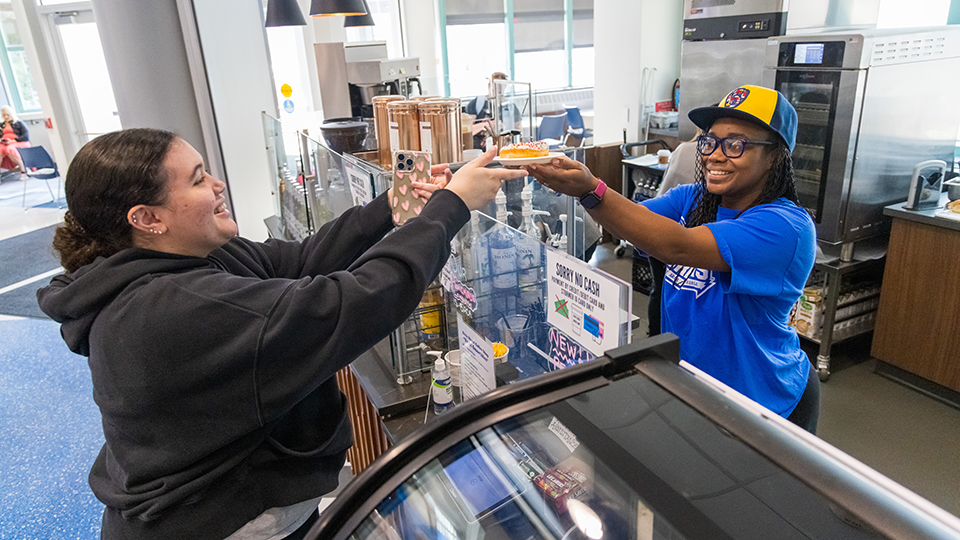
[{"left": 688, "top": 85, "right": 797, "bottom": 151}]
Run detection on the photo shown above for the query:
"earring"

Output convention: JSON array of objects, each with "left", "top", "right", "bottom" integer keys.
[
  {"left": 150, "top": 229, "right": 162, "bottom": 235},
  {"left": 132, "top": 217, "right": 138, "bottom": 224}
]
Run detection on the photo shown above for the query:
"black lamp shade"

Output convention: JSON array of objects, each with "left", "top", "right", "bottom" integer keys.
[
  {"left": 265, "top": 0, "right": 307, "bottom": 27},
  {"left": 309, "top": 0, "right": 366, "bottom": 16},
  {"left": 344, "top": 0, "right": 375, "bottom": 26}
]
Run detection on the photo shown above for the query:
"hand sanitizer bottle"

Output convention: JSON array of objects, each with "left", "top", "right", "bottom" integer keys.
[{"left": 432, "top": 358, "right": 454, "bottom": 415}]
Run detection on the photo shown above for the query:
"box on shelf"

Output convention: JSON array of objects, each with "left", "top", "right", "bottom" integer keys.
[
  {"left": 649, "top": 111, "right": 678, "bottom": 129},
  {"left": 790, "top": 286, "right": 823, "bottom": 339}
]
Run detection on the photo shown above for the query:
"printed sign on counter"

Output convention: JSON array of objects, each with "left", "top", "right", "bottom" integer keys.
[
  {"left": 548, "top": 327, "right": 593, "bottom": 370},
  {"left": 342, "top": 155, "right": 373, "bottom": 207},
  {"left": 546, "top": 249, "right": 623, "bottom": 356},
  {"left": 457, "top": 313, "right": 495, "bottom": 400}
]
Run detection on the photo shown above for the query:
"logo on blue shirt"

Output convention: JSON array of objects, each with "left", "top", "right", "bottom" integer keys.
[{"left": 665, "top": 265, "right": 717, "bottom": 298}]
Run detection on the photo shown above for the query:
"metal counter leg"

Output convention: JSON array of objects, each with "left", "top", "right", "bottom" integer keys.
[{"left": 816, "top": 266, "right": 842, "bottom": 382}]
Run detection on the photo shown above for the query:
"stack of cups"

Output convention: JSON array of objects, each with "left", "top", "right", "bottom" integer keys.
[{"left": 445, "top": 349, "right": 461, "bottom": 387}]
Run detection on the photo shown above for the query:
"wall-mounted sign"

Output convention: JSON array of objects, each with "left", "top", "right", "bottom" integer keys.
[{"left": 280, "top": 84, "right": 293, "bottom": 98}]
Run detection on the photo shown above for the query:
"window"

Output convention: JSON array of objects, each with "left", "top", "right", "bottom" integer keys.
[
  {"left": 344, "top": 0, "right": 404, "bottom": 57},
  {"left": 440, "top": 0, "right": 593, "bottom": 96},
  {"left": 446, "top": 22, "right": 507, "bottom": 97},
  {"left": 571, "top": 0, "right": 594, "bottom": 87},
  {"left": 512, "top": 0, "right": 565, "bottom": 88},
  {"left": 0, "top": 1, "right": 41, "bottom": 112}
]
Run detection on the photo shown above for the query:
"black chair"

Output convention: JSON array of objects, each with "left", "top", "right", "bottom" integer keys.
[{"left": 19, "top": 146, "right": 62, "bottom": 209}]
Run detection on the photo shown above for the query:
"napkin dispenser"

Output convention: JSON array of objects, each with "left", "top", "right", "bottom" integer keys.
[{"left": 903, "top": 159, "right": 946, "bottom": 211}]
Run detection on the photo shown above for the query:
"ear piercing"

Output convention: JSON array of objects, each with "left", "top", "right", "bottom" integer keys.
[{"left": 150, "top": 229, "right": 162, "bottom": 235}]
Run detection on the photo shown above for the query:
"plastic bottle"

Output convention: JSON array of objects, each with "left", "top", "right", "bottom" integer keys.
[
  {"left": 488, "top": 189, "right": 518, "bottom": 316},
  {"left": 556, "top": 214, "right": 569, "bottom": 253},
  {"left": 516, "top": 183, "right": 543, "bottom": 310},
  {"left": 418, "top": 280, "right": 444, "bottom": 348},
  {"left": 326, "top": 167, "right": 352, "bottom": 214},
  {"left": 431, "top": 357, "right": 454, "bottom": 415},
  {"left": 469, "top": 213, "right": 491, "bottom": 296},
  {"left": 313, "top": 182, "right": 334, "bottom": 227}
]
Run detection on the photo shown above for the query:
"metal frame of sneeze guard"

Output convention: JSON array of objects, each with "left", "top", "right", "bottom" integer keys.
[{"left": 491, "top": 79, "right": 535, "bottom": 142}]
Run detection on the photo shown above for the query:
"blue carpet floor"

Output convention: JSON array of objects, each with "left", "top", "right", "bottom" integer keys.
[
  {"left": 0, "top": 318, "right": 103, "bottom": 539},
  {"left": 0, "top": 224, "right": 61, "bottom": 319}
]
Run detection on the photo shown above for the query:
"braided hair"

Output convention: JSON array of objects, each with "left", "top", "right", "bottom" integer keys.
[
  {"left": 684, "top": 128, "right": 798, "bottom": 228},
  {"left": 52, "top": 128, "right": 177, "bottom": 273}
]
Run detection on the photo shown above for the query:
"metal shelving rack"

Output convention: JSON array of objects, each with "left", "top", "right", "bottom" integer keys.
[{"left": 801, "top": 255, "right": 885, "bottom": 381}]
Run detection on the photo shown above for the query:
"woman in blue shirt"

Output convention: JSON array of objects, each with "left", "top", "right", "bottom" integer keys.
[{"left": 525, "top": 85, "right": 819, "bottom": 433}]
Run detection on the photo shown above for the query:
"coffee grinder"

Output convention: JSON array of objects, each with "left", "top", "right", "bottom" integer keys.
[{"left": 315, "top": 41, "right": 420, "bottom": 119}]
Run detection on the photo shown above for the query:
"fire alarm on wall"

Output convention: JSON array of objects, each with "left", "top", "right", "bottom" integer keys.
[{"left": 44, "top": 118, "right": 52, "bottom": 129}]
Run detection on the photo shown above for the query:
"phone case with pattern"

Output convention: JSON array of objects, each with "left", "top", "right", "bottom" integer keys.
[{"left": 391, "top": 149, "right": 431, "bottom": 226}]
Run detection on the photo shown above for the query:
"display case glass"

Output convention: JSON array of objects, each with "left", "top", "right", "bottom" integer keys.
[{"left": 311, "top": 337, "right": 960, "bottom": 540}]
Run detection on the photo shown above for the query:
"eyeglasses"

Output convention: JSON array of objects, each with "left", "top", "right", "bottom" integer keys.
[{"left": 697, "top": 134, "right": 773, "bottom": 159}]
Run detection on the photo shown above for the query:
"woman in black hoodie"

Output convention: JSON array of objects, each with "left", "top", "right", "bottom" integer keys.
[{"left": 38, "top": 128, "right": 524, "bottom": 539}]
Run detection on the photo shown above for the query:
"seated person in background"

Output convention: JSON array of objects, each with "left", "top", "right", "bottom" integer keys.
[
  {"left": 0, "top": 105, "right": 30, "bottom": 174},
  {"left": 468, "top": 72, "right": 523, "bottom": 150}
]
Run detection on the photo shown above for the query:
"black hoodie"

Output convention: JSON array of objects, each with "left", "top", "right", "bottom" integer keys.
[{"left": 38, "top": 191, "right": 469, "bottom": 539}]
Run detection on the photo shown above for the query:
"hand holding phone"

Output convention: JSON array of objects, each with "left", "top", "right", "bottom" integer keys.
[{"left": 391, "top": 150, "right": 431, "bottom": 226}]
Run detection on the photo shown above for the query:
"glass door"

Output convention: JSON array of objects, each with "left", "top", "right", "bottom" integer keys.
[
  {"left": 774, "top": 70, "right": 842, "bottom": 223},
  {"left": 39, "top": 2, "right": 120, "bottom": 148}
]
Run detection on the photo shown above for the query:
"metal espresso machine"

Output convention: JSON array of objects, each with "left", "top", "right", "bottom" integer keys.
[{"left": 314, "top": 41, "right": 421, "bottom": 119}]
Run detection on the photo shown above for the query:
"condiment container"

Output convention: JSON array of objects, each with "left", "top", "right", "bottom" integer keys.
[
  {"left": 386, "top": 100, "right": 421, "bottom": 156},
  {"left": 418, "top": 99, "right": 462, "bottom": 165},
  {"left": 372, "top": 95, "right": 404, "bottom": 168}
]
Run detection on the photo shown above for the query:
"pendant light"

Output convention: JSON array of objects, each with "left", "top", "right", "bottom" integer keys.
[
  {"left": 309, "top": 0, "right": 367, "bottom": 17},
  {"left": 265, "top": 0, "right": 307, "bottom": 27},
  {"left": 343, "top": 0, "right": 375, "bottom": 27}
]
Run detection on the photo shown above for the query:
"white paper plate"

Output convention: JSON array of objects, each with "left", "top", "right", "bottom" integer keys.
[
  {"left": 934, "top": 209, "right": 960, "bottom": 221},
  {"left": 495, "top": 152, "right": 564, "bottom": 166}
]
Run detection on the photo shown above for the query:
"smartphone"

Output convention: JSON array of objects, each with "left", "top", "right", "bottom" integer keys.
[{"left": 391, "top": 149, "right": 431, "bottom": 226}]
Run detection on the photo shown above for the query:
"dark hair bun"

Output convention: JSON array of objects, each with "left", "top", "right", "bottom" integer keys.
[{"left": 53, "top": 211, "right": 105, "bottom": 272}]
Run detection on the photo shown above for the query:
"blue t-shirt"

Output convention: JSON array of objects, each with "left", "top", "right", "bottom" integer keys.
[{"left": 642, "top": 184, "right": 816, "bottom": 416}]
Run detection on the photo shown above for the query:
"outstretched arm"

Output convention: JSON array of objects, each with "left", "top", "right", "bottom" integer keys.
[{"left": 525, "top": 156, "right": 729, "bottom": 271}]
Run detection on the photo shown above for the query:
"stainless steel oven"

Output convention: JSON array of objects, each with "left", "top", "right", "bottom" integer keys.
[
  {"left": 763, "top": 27, "right": 960, "bottom": 247},
  {"left": 683, "top": 0, "right": 787, "bottom": 41}
]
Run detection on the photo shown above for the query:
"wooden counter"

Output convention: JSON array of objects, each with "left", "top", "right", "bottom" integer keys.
[{"left": 872, "top": 196, "right": 960, "bottom": 395}]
